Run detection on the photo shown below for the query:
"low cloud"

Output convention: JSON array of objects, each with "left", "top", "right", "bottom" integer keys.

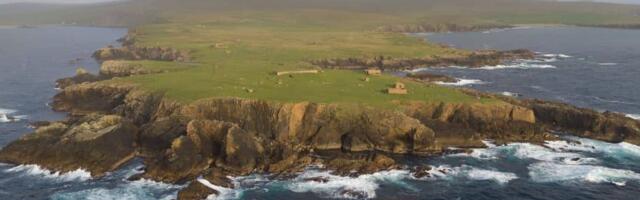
[{"left": 0, "top": 0, "right": 124, "bottom": 4}]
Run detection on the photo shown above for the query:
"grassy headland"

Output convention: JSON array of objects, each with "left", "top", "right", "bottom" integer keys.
[{"left": 5, "top": 0, "right": 640, "bottom": 107}]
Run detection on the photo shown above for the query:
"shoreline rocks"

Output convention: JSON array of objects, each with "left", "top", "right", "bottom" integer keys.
[
  {"left": 93, "top": 45, "right": 190, "bottom": 62},
  {"left": 3, "top": 73, "right": 640, "bottom": 199},
  {"left": 311, "top": 49, "right": 535, "bottom": 71},
  {"left": 2, "top": 33, "right": 639, "bottom": 199}
]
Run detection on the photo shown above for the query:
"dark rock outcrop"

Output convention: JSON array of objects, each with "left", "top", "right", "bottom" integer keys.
[
  {"left": 93, "top": 45, "right": 190, "bottom": 62},
  {"left": 377, "top": 23, "right": 514, "bottom": 33},
  {"left": 0, "top": 115, "right": 137, "bottom": 177},
  {"left": 3, "top": 81, "right": 640, "bottom": 199},
  {"left": 311, "top": 49, "right": 535, "bottom": 71},
  {"left": 55, "top": 73, "right": 106, "bottom": 90},
  {"left": 407, "top": 72, "right": 457, "bottom": 83}
]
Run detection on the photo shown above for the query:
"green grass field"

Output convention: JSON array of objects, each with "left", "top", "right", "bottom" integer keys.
[{"left": 113, "top": 14, "right": 485, "bottom": 106}]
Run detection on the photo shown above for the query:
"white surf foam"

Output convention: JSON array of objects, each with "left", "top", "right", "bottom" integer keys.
[
  {"left": 0, "top": 108, "right": 19, "bottom": 123},
  {"left": 413, "top": 165, "right": 518, "bottom": 185},
  {"left": 528, "top": 162, "right": 640, "bottom": 186},
  {"left": 477, "top": 63, "right": 556, "bottom": 70},
  {"left": 626, "top": 114, "right": 640, "bottom": 120},
  {"left": 598, "top": 62, "right": 618, "bottom": 66},
  {"left": 285, "top": 169, "right": 410, "bottom": 199},
  {"left": 4, "top": 164, "right": 91, "bottom": 182},
  {"left": 546, "top": 136, "right": 640, "bottom": 163},
  {"left": 542, "top": 53, "right": 572, "bottom": 58},
  {"left": 500, "top": 91, "right": 520, "bottom": 97},
  {"left": 198, "top": 177, "right": 241, "bottom": 200},
  {"left": 435, "top": 79, "right": 487, "bottom": 86},
  {"left": 50, "top": 178, "right": 183, "bottom": 200},
  {"left": 451, "top": 142, "right": 599, "bottom": 165}
]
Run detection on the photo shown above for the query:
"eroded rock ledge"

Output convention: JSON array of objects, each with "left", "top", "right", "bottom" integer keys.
[
  {"left": 376, "top": 23, "right": 514, "bottom": 33},
  {"left": 1, "top": 80, "right": 639, "bottom": 199},
  {"left": 311, "top": 49, "right": 535, "bottom": 71}
]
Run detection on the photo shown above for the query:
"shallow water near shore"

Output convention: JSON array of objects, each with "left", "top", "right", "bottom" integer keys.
[{"left": 2, "top": 26, "right": 640, "bottom": 199}]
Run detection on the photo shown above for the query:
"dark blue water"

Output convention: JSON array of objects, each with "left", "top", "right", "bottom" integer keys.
[
  {"left": 421, "top": 27, "right": 640, "bottom": 118},
  {"left": 0, "top": 26, "right": 183, "bottom": 200},
  {"left": 2, "top": 26, "right": 640, "bottom": 200}
]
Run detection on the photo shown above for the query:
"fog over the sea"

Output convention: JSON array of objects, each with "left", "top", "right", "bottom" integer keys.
[
  {"left": 0, "top": 0, "right": 123, "bottom": 4},
  {"left": 0, "top": 0, "right": 639, "bottom": 4},
  {"left": 557, "top": 0, "right": 640, "bottom": 4}
]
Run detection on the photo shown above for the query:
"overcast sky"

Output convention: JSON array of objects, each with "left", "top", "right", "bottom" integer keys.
[
  {"left": 0, "top": 0, "right": 639, "bottom": 5},
  {"left": 0, "top": 0, "right": 123, "bottom": 4}
]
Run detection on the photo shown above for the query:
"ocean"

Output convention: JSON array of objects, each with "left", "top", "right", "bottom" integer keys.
[{"left": 1, "top": 26, "right": 640, "bottom": 199}]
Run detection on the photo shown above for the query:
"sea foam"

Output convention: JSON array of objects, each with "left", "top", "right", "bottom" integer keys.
[
  {"left": 435, "top": 79, "right": 487, "bottom": 86},
  {"left": 414, "top": 165, "right": 518, "bottom": 185},
  {"left": 627, "top": 114, "right": 640, "bottom": 120},
  {"left": 528, "top": 162, "right": 640, "bottom": 186},
  {"left": 4, "top": 164, "right": 91, "bottom": 182},
  {"left": 50, "top": 178, "right": 182, "bottom": 200},
  {"left": 0, "top": 108, "right": 19, "bottom": 123},
  {"left": 477, "top": 63, "right": 556, "bottom": 70},
  {"left": 198, "top": 177, "right": 241, "bottom": 200},
  {"left": 545, "top": 136, "right": 640, "bottom": 163},
  {"left": 451, "top": 142, "right": 599, "bottom": 165},
  {"left": 285, "top": 169, "right": 411, "bottom": 199}
]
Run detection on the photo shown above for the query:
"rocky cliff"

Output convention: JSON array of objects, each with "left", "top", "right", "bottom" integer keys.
[
  {"left": 1, "top": 34, "right": 639, "bottom": 199},
  {"left": 311, "top": 49, "right": 535, "bottom": 70},
  {"left": 2, "top": 79, "right": 639, "bottom": 199},
  {"left": 376, "top": 23, "right": 514, "bottom": 33}
]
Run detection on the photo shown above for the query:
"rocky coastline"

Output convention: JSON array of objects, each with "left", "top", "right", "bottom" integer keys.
[
  {"left": 1, "top": 36, "right": 639, "bottom": 199},
  {"left": 376, "top": 23, "right": 514, "bottom": 33},
  {"left": 311, "top": 49, "right": 535, "bottom": 71}
]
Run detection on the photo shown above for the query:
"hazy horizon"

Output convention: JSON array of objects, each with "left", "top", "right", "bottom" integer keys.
[
  {"left": 1, "top": 0, "right": 640, "bottom": 5},
  {"left": 0, "top": 0, "right": 124, "bottom": 4}
]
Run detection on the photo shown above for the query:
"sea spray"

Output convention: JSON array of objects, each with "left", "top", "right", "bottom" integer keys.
[
  {"left": 435, "top": 79, "right": 487, "bottom": 86},
  {"left": 528, "top": 163, "right": 640, "bottom": 186},
  {"left": 50, "top": 178, "right": 183, "bottom": 200},
  {"left": 4, "top": 164, "right": 91, "bottom": 182}
]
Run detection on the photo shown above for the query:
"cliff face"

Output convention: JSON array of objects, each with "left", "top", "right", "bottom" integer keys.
[
  {"left": 376, "top": 23, "right": 514, "bottom": 33},
  {"left": 93, "top": 45, "right": 190, "bottom": 62},
  {"left": 2, "top": 75, "right": 640, "bottom": 199}
]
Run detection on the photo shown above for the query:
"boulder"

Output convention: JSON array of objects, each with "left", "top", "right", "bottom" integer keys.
[{"left": 0, "top": 115, "right": 137, "bottom": 177}]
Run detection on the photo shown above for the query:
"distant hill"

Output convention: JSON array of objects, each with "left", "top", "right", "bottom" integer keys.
[{"left": 1, "top": 0, "right": 640, "bottom": 27}]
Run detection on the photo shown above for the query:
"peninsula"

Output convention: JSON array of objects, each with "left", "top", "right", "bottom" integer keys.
[{"left": 1, "top": 0, "right": 640, "bottom": 199}]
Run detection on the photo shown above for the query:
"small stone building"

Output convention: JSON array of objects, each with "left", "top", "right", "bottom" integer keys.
[
  {"left": 388, "top": 82, "right": 408, "bottom": 95},
  {"left": 365, "top": 68, "right": 382, "bottom": 75}
]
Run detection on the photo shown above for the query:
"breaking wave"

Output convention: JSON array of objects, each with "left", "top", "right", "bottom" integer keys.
[
  {"left": 0, "top": 108, "right": 23, "bottom": 123},
  {"left": 545, "top": 136, "right": 640, "bottom": 164},
  {"left": 285, "top": 169, "right": 410, "bottom": 199},
  {"left": 598, "top": 62, "right": 618, "bottom": 66},
  {"left": 541, "top": 53, "right": 572, "bottom": 58},
  {"left": 198, "top": 177, "right": 242, "bottom": 200},
  {"left": 476, "top": 63, "right": 556, "bottom": 70},
  {"left": 500, "top": 91, "right": 521, "bottom": 97},
  {"left": 627, "top": 114, "right": 640, "bottom": 120},
  {"left": 451, "top": 142, "right": 599, "bottom": 165},
  {"left": 412, "top": 165, "right": 518, "bottom": 185},
  {"left": 528, "top": 162, "right": 640, "bottom": 186},
  {"left": 435, "top": 79, "right": 487, "bottom": 86},
  {"left": 50, "top": 179, "right": 182, "bottom": 200},
  {"left": 3, "top": 164, "right": 91, "bottom": 182}
]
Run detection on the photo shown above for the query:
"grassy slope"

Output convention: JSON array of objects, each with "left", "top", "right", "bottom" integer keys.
[{"left": 114, "top": 11, "right": 483, "bottom": 106}]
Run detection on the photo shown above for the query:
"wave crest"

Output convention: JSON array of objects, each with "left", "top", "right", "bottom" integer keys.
[
  {"left": 435, "top": 79, "right": 487, "bottom": 86},
  {"left": 4, "top": 164, "right": 91, "bottom": 182}
]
